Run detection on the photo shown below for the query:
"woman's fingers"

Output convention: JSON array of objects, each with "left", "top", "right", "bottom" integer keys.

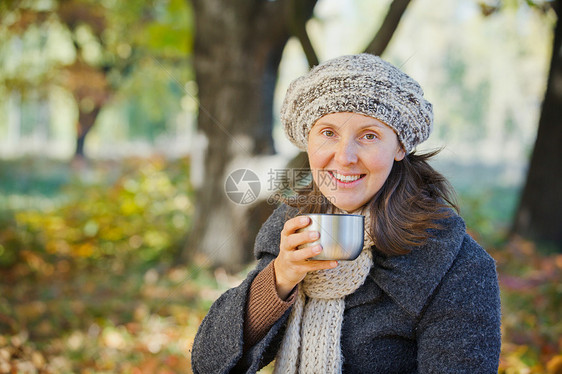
[
  {"left": 281, "top": 216, "right": 320, "bottom": 251},
  {"left": 290, "top": 243, "right": 322, "bottom": 261},
  {"left": 284, "top": 244, "right": 338, "bottom": 270},
  {"left": 305, "top": 259, "right": 339, "bottom": 271},
  {"left": 282, "top": 215, "right": 311, "bottom": 235},
  {"left": 294, "top": 245, "right": 338, "bottom": 268},
  {"left": 285, "top": 230, "right": 319, "bottom": 251}
]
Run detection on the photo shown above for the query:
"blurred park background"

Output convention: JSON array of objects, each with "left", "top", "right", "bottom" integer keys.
[{"left": 1, "top": 0, "right": 561, "bottom": 372}]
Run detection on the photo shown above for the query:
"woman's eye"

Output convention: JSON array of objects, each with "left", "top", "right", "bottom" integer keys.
[
  {"left": 322, "top": 130, "right": 335, "bottom": 137},
  {"left": 363, "top": 133, "right": 377, "bottom": 140}
]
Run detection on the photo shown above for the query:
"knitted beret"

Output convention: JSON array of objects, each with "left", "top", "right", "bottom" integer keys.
[{"left": 281, "top": 53, "right": 433, "bottom": 154}]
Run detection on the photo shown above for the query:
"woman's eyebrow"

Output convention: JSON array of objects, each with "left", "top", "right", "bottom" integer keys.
[
  {"left": 358, "top": 123, "right": 385, "bottom": 130},
  {"left": 314, "top": 120, "right": 337, "bottom": 127}
]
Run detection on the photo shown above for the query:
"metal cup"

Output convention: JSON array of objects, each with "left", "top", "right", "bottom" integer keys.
[{"left": 298, "top": 214, "right": 364, "bottom": 261}]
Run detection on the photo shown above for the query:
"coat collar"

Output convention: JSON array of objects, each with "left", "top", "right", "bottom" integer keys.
[{"left": 346, "top": 213, "right": 467, "bottom": 318}]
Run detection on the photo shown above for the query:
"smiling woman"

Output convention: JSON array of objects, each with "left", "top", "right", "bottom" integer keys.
[{"left": 191, "top": 54, "right": 501, "bottom": 374}]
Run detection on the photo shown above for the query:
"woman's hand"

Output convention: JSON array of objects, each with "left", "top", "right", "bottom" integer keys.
[{"left": 273, "top": 215, "right": 338, "bottom": 299}]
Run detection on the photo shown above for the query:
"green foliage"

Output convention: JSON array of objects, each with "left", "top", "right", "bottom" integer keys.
[
  {"left": 458, "top": 185, "right": 519, "bottom": 246},
  {"left": 0, "top": 156, "right": 193, "bottom": 267},
  {"left": 0, "top": 0, "right": 195, "bottom": 152},
  {"left": 143, "top": 0, "right": 194, "bottom": 56}
]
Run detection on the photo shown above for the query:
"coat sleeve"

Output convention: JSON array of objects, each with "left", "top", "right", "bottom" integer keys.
[
  {"left": 191, "top": 204, "right": 293, "bottom": 374},
  {"left": 415, "top": 235, "right": 502, "bottom": 374}
]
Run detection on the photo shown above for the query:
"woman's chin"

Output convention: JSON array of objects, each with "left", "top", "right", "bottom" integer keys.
[{"left": 330, "top": 199, "right": 365, "bottom": 213}]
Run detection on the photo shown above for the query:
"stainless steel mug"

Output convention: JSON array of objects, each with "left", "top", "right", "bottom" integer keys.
[{"left": 298, "top": 214, "right": 364, "bottom": 261}]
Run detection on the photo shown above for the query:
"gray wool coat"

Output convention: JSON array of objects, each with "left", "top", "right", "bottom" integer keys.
[{"left": 191, "top": 204, "right": 501, "bottom": 373}]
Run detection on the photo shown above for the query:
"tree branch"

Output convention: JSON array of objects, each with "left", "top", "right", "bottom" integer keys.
[
  {"left": 287, "top": 0, "right": 319, "bottom": 68},
  {"left": 363, "top": 0, "right": 412, "bottom": 56}
]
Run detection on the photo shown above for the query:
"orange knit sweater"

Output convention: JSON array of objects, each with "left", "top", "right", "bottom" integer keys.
[{"left": 243, "top": 261, "right": 297, "bottom": 349}]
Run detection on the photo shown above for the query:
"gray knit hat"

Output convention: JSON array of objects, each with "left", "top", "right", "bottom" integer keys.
[{"left": 281, "top": 53, "right": 433, "bottom": 154}]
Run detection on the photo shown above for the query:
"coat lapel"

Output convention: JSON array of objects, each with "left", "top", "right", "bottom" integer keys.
[
  {"left": 346, "top": 214, "right": 467, "bottom": 317},
  {"left": 345, "top": 274, "right": 382, "bottom": 308},
  {"left": 370, "top": 214, "right": 466, "bottom": 318}
]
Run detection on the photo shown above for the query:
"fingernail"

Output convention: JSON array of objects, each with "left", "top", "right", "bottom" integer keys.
[
  {"left": 309, "top": 231, "right": 319, "bottom": 239},
  {"left": 300, "top": 216, "right": 309, "bottom": 225},
  {"left": 313, "top": 245, "right": 322, "bottom": 253}
]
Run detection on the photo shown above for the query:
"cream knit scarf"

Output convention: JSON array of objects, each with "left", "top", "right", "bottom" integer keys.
[{"left": 274, "top": 208, "right": 375, "bottom": 374}]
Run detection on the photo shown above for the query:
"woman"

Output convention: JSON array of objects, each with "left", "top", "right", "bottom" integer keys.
[{"left": 191, "top": 54, "right": 501, "bottom": 373}]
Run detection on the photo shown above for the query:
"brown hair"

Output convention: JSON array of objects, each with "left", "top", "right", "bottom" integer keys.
[{"left": 282, "top": 150, "right": 459, "bottom": 256}]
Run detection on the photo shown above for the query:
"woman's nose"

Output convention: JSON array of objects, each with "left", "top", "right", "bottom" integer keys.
[{"left": 334, "top": 138, "right": 358, "bottom": 165}]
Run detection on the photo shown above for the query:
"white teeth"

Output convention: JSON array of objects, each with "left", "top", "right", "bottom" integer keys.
[{"left": 333, "top": 172, "right": 362, "bottom": 183}]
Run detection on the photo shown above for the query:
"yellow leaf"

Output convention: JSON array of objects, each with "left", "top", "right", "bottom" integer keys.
[{"left": 547, "top": 355, "right": 562, "bottom": 374}]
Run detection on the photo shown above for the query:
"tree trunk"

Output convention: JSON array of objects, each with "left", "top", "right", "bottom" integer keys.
[
  {"left": 75, "top": 106, "right": 101, "bottom": 159},
  {"left": 65, "top": 62, "right": 110, "bottom": 160},
  {"left": 512, "top": 3, "right": 562, "bottom": 250},
  {"left": 184, "top": 0, "right": 317, "bottom": 270}
]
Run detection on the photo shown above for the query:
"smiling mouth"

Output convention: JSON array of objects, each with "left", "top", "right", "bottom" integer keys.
[{"left": 329, "top": 171, "right": 366, "bottom": 183}]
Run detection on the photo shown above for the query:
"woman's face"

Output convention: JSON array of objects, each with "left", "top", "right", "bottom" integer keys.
[{"left": 307, "top": 112, "right": 405, "bottom": 212}]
